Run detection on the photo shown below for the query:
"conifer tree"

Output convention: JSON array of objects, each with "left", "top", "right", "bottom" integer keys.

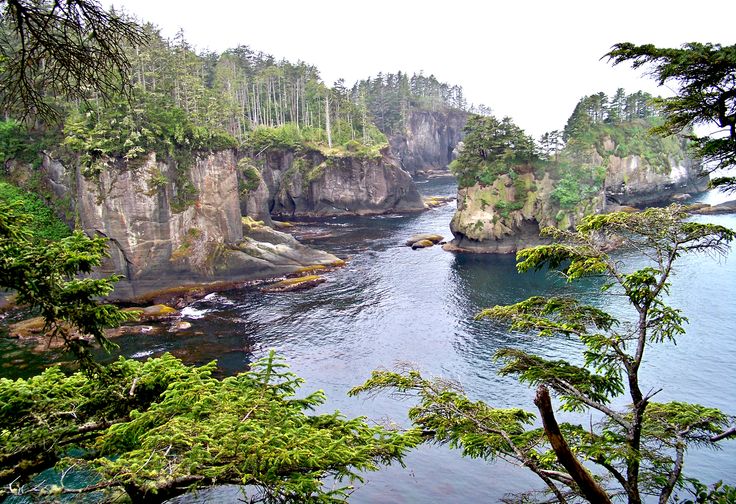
[{"left": 353, "top": 206, "right": 736, "bottom": 503}]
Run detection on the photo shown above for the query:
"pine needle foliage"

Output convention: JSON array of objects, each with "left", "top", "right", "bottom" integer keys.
[
  {"left": 0, "top": 0, "right": 145, "bottom": 122},
  {"left": 0, "top": 201, "right": 131, "bottom": 367},
  {"left": 1, "top": 351, "right": 421, "bottom": 503},
  {"left": 605, "top": 42, "right": 736, "bottom": 191}
]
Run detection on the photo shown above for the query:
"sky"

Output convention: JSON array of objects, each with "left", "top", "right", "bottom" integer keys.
[{"left": 109, "top": 0, "right": 736, "bottom": 138}]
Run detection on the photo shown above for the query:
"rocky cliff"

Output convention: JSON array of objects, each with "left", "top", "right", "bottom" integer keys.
[
  {"left": 42, "top": 151, "right": 340, "bottom": 299},
  {"left": 388, "top": 109, "right": 467, "bottom": 177},
  {"left": 239, "top": 146, "right": 425, "bottom": 219},
  {"left": 602, "top": 152, "right": 707, "bottom": 207},
  {"left": 447, "top": 146, "right": 706, "bottom": 254}
]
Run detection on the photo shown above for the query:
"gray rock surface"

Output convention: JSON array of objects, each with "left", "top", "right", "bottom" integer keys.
[
  {"left": 240, "top": 147, "right": 425, "bottom": 218},
  {"left": 388, "top": 109, "right": 467, "bottom": 176},
  {"left": 602, "top": 150, "right": 707, "bottom": 206}
]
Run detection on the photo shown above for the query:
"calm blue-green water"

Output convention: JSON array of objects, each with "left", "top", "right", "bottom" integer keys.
[{"left": 4, "top": 178, "right": 736, "bottom": 503}]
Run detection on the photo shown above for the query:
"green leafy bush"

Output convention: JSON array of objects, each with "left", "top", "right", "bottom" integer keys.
[
  {"left": 237, "top": 159, "right": 262, "bottom": 194},
  {"left": 493, "top": 199, "right": 525, "bottom": 218},
  {"left": 244, "top": 122, "right": 386, "bottom": 159},
  {"left": 0, "top": 181, "right": 70, "bottom": 240},
  {"left": 550, "top": 163, "right": 605, "bottom": 210},
  {"left": 64, "top": 93, "right": 236, "bottom": 172}
]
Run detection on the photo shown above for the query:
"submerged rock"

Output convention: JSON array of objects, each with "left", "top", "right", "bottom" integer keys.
[
  {"left": 7, "top": 317, "right": 93, "bottom": 351},
  {"left": 287, "top": 261, "right": 346, "bottom": 278},
  {"left": 261, "top": 275, "right": 326, "bottom": 293},
  {"left": 170, "top": 320, "right": 192, "bottom": 332},
  {"left": 106, "top": 325, "right": 159, "bottom": 339},
  {"left": 271, "top": 220, "right": 295, "bottom": 229},
  {"left": 8, "top": 317, "right": 46, "bottom": 339},
  {"left": 125, "top": 304, "right": 179, "bottom": 321}
]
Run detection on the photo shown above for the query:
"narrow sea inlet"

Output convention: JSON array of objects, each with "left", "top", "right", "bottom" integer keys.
[{"left": 6, "top": 178, "right": 734, "bottom": 502}]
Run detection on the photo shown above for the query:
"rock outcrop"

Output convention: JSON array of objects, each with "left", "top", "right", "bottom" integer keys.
[
  {"left": 239, "top": 146, "right": 425, "bottom": 219},
  {"left": 448, "top": 169, "right": 599, "bottom": 254},
  {"left": 603, "top": 154, "right": 707, "bottom": 206},
  {"left": 447, "top": 148, "right": 706, "bottom": 254},
  {"left": 42, "top": 151, "right": 340, "bottom": 299},
  {"left": 689, "top": 200, "right": 736, "bottom": 215},
  {"left": 388, "top": 109, "right": 467, "bottom": 177}
]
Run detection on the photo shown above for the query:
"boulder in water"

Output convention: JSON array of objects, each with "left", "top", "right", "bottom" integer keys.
[
  {"left": 171, "top": 320, "right": 192, "bottom": 332},
  {"left": 411, "top": 239, "right": 436, "bottom": 250},
  {"left": 125, "top": 304, "right": 179, "bottom": 321},
  {"left": 272, "top": 220, "right": 295, "bottom": 229},
  {"left": 405, "top": 233, "right": 444, "bottom": 247},
  {"left": 8, "top": 317, "right": 47, "bottom": 339},
  {"left": 423, "top": 195, "right": 456, "bottom": 208}
]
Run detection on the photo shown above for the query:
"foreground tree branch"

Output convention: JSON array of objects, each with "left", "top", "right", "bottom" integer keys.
[{"left": 0, "top": 0, "right": 146, "bottom": 122}]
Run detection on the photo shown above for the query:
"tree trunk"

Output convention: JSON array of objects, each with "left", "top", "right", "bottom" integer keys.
[
  {"left": 534, "top": 385, "right": 612, "bottom": 504},
  {"left": 325, "top": 93, "right": 332, "bottom": 148}
]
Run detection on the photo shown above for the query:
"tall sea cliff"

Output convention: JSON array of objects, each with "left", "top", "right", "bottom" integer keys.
[{"left": 25, "top": 151, "right": 341, "bottom": 299}]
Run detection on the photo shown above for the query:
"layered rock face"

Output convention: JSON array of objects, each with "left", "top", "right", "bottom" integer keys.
[
  {"left": 447, "top": 149, "right": 705, "bottom": 254},
  {"left": 47, "top": 151, "right": 338, "bottom": 299},
  {"left": 76, "top": 151, "right": 241, "bottom": 292},
  {"left": 240, "top": 147, "right": 425, "bottom": 219},
  {"left": 388, "top": 109, "right": 467, "bottom": 176},
  {"left": 603, "top": 154, "right": 707, "bottom": 206}
]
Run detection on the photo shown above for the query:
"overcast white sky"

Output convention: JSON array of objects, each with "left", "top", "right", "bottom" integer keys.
[{"left": 109, "top": 0, "right": 735, "bottom": 138}]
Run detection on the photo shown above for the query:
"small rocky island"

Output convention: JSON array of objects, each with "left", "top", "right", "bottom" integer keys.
[{"left": 445, "top": 91, "right": 709, "bottom": 253}]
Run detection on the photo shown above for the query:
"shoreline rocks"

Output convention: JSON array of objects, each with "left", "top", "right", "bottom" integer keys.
[
  {"left": 18, "top": 150, "right": 353, "bottom": 302},
  {"left": 688, "top": 200, "right": 736, "bottom": 215}
]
